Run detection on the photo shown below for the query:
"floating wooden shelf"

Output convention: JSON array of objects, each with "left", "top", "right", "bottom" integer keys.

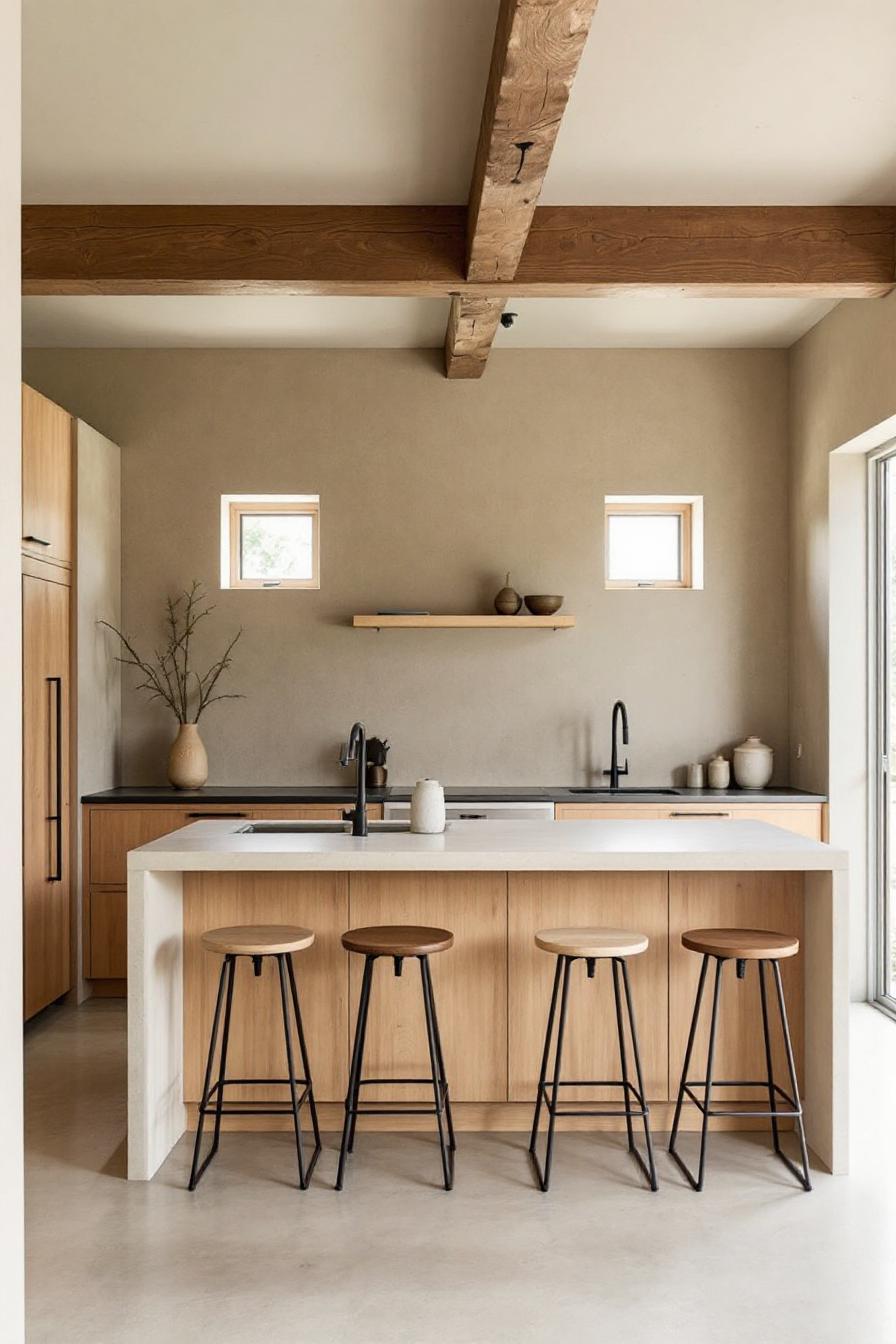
[{"left": 353, "top": 614, "right": 576, "bottom": 630}]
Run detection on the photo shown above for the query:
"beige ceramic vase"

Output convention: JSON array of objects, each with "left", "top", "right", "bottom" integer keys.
[{"left": 167, "top": 722, "right": 208, "bottom": 790}]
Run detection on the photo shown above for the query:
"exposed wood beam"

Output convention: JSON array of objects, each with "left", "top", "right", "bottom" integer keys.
[
  {"left": 22, "top": 205, "right": 896, "bottom": 298},
  {"left": 444, "top": 297, "right": 506, "bottom": 379},
  {"left": 466, "top": 0, "right": 601, "bottom": 284},
  {"left": 446, "top": 0, "right": 601, "bottom": 378}
]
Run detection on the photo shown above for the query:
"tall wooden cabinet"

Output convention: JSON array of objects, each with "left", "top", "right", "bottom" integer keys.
[{"left": 22, "top": 386, "right": 74, "bottom": 1020}]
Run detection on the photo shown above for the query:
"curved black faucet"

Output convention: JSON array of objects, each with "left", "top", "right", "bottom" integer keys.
[
  {"left": 340, "top": 722, "right": 368, "bottom": 836},
  {"left": 604, "top": 700, "right": 629, "bottom": 790}
]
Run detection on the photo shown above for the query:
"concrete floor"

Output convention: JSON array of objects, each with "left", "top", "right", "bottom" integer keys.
[{"left": 24, "top": 1000, "right": 896, "bottom": 1344}]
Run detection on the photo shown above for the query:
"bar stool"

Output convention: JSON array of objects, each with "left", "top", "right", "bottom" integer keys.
[
  {"left": 188, "top": 925, "right": 322, "bottom": 1191},
  {"left": 668, "top": 927, "right": 811, "bottom": 1192},
  {"left": 336, "top": 925, "right": 455, "bottom": 1191},
  {"left": 529, "top": 927, "right": 657, "bottom": 1192}
]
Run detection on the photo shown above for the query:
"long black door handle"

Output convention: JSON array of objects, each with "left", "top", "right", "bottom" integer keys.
[{"left": 47, "top": 676, "right": 63, "bottom": 881}]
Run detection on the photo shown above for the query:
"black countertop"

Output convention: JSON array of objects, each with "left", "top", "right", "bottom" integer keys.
[{"left": 81, "top": 784, "right": 827, "bottom": 805}]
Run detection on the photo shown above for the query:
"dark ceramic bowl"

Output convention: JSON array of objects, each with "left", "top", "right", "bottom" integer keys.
[{"left": 524, "top": 594, "right": 563, "bottom": 616}]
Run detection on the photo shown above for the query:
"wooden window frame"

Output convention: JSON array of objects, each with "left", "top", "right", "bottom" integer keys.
[
  {"left": 604, "top": 500, "right": 694, "bottom": 590},
  {"left": 226, "top": 498, "right": 320, "bottom": 591}
]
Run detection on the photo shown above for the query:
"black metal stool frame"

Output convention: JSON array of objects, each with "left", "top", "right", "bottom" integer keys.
[
  {"left": 188, "top": 950, "right": 322, "bottom": 1191},
  {"left": 336, "top": 952, "right": 456, "bottom": 1191},
  {"left": 668, "top": 953, "right": 812, "bottom": 1192},
  {"left": 529, "top": 954, "right": 658, "bottom": 1193}
]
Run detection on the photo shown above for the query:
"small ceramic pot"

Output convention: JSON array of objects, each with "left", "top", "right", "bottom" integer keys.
[
  {"left": 707, "top": 755, "right": 731, "bottom": 790},
  {"left": 732, "top": 736, "right": 773, "bottom": 790},
  {"left": 686, "top": 762, "right": 705, "bottom": 789},
  {"left": 167, "top": 722, "right": 208, "bottom": 790},
  {"left": 410, "top": 779, "right": 446, "bottom": 833},
  {"left": 494, "top": 573, "right": 522, "bottom": 616}
]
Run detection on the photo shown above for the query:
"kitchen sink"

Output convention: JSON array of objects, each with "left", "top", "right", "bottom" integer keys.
[
  {"left": 568, "top": 787, "right": 682, "bottom": 796},
  {"left": 237, "top": 820, "right": 413, "bottom": 834}
]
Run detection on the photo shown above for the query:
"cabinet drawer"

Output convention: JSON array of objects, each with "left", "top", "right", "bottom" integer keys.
[
  {"left": 88, "top": 888, "right": 127, "bottom": 979},
  {"left": 88, "top": 808, "right": 187, "bottom": 885},
  {"left": 250, "top": 805, "right": 384, "bottom": 821},
  {"left": 658, "top": 803, "right": 823, "bottom": 839}
]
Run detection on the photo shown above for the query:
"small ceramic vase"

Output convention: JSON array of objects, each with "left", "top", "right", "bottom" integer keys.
[
  {"left": 732, "top": 736, "right": 773, "bottom": 790},
  {"left": 167, "top": 722, "right": 208, "bottom": 790},
  {"left": 410, "top": 779, "right": 446, "bottom": 833},
  {"left": 707, "top": 755, "right": 731, "bottom": 790},
  {"left": 494, "top": 573, "right": 522, "bottom": 616}
]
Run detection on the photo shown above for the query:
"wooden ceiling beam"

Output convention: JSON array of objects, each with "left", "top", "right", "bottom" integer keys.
[
  {"left": 446, "top": 0, "right": 601, "bottom": 378},
  {"left": 22, "top": 204, "right": 896, "bottom": 298}
]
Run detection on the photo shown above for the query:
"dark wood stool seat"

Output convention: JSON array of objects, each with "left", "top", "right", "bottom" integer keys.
[
  {"left": 188, "top": 924, "right": 321, "bottom": 1192},
  {"left": 681, "top": 928, "right": 799, "bottom": 960},
  {"left": 341, "top": 925, "right": 453, "bottom": 957},
  {"left": 669, "top": 926, "right": 810, "bottom": 1193},
  {"left": 337, "top": 924, "right": 456, "bottom": 1191}
]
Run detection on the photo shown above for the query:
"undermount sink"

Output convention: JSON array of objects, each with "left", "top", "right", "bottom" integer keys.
[
  {"left": 238, "top": 820, "right": 413, "bottom": 835},
  {"left": 568, "top": 787, "right": 681, "bottom": 796}
]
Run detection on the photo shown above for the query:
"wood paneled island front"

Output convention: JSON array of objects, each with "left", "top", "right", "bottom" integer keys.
[{"left": 127, "top": 818, "right": 847, "bottom": 1181}]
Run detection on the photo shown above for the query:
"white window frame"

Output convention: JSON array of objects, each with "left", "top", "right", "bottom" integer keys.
[
  {"left": 220, "top": 493, "right": 320, "bottom": 590},
  {"left": 604, "top": 494, "right": 704, "bottom": 590},
  {"left": 868, "top": 442, "right": 896, "bottom": 1018}
]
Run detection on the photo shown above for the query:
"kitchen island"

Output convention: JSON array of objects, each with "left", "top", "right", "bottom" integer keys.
[{"left": 127, "top": 818, "right": 847, "bottom": 1181}]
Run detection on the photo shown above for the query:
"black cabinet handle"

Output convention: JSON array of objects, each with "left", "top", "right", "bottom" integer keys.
[
  {"left": 669, "top": 810, "right": 732, "bottom": 818},
  {"left": 46, "top": 676, "right": 63, "bottom": 881},
  {"left": 186, "top": 811, "right": 247, "bottom": 820},
  {"left": 458, "top": 812, "right": 487, "bottom": 820},
  {"left": 24, "top": 535, "right": 51, "bottom": 546}
]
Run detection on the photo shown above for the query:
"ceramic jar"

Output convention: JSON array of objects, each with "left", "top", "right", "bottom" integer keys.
[
  {"left": 494, "top": 573, "right": 522, "bottom": 616},
  {"left": 732, "top": 736, "right": 773, "bottom": 790},
  {"left": 707, "top": 755, "right": 731, "bottom": 790},
  {"left": 686, "top": 762, "right": 705, "bottom": 789},
  {"left": 167, "top": 722, "right": 208, "bottom": 790},
  {"left": 410, "top": 779, "right": 446, "bottom": 833}
]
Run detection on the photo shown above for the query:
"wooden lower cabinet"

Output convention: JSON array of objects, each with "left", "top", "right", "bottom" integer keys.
[
  {"left": 555, "top": 801, "right": 825, "bottom": 839},
  {"left": 508, "top": 872, "right": 668, "bottom": 1102},
  {"left": 183, "top": 871, "right": 350, "bottom": 1103},
  {"left": 669, "top": 872, "right": 804, "bottom": 1099},
  {"left": 346, "top": 872, "right": 507, "bottom": 1102}
]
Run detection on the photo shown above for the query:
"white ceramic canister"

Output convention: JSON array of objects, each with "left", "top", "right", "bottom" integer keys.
[
  {"left": 707, "top": 755, "right": 731, "bottom": 790},
  {"left": 686, "top": 762, "right": 705, "bottom": 789},
  {"left": 410, "top": 779, "right": 446, "bottom": 833},
  {"left": 732, "top": 736, "right": 773, "bottom": 790}
]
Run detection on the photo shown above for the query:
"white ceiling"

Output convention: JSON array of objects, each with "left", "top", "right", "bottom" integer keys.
[
  {"left": 21, "top": 295, "right": 836, "bottom": 349},
  {"left": 21, "top": 0, "right": 894, "bottom": 348}
]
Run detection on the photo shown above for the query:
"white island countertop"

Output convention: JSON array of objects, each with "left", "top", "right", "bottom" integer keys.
[{"left": 129, "top": 817, "right": 847, "bottom": 873}]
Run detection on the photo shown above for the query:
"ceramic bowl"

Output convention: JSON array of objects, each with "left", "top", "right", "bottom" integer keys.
[{"left": 524, "top": 595, "right": 563, "bottom": 616}]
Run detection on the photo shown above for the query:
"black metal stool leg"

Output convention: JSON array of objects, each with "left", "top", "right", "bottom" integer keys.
[
  {"left": 210, "top": 955, "right": 238, "bottom": 1160},
  {"left": 422, "top": 954, "right": 456, "bottom": 1154},
  {"left": 669, "top": 954, "right": 723, "bottom": 1191},
  {"left": 758, "top": 960, "right": 781, "bottom": 1156},
  {"left": 420, "top": 955, "right": 454, "bottom": 1190},
  {"left": 611, "top": 959, "right": 636, "bottom": 1154},
  {"left": 528, "top": 955, "right": 563, "bottom": 1157},
  {"left": 275, "top": 954, "right": 314, "bottom": 1189},
  {"left": 336, "top": 953, "right": 375, "bottom": 1190},
  {"left": 619, "top": 958, "right": 659, "bottom": 1191},
  {"left": 286, "top": 953, "right": 323, "bottom": 1168},
  {"left": 531, "top": 955, "right": 572, "bottom": 1192},
  {"left": 669, "top": 953, "right": 709, "bottom": 1163},
  {"left": 188, "top": 955, "right": 230, "bottom": 1190},
  {"left": 771, "top": 960, "right": 813, "bottom": 1191}
]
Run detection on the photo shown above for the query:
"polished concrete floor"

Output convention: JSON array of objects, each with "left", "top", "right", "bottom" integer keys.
[{"left": 25, "top": 999, "right": 896, "bottom": 1343}]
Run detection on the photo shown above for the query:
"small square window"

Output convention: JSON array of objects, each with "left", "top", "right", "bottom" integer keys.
[
  {"left": 604, "top": 496, "right": 703, "bottom": 590},
  {"left": 221, "top": 495, "right": 320, "bottom": 590}
]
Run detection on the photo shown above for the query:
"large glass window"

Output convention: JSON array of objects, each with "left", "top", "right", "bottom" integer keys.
[{"left": 870, "top": 446, "right": 896, "bottom": 1012}]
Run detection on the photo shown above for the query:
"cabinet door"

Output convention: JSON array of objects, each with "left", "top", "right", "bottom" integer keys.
[
  {"left": 88, "top": 889, "right": 127, "bottom": 979},
  {"left": 555, "top": 804, "right": 664, "bottom": 820},
  {"left": 508, "top": 872, "right": 668, "bottom": 1101},
  {"left": 88, "top": 808, "right": 187, "bottom": 886},
  {"left": 657, "top": 803, "right": 823, "bottom": 839},
  {"left": 22, "top": 385, "right": 73, "bottom": 568},
  {"left": 250, "top": 805, "right": 384, "bottom": 821},
  {"left": 23, "top": 574, "right": 71, "bottom": 1018}
]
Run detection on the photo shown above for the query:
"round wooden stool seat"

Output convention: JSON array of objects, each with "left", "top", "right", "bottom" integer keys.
[
  {"left": 535, "top": 927, "right": 649, "bottom": 958},
  {"left": 682, "top": 927, "right": 799, "bottom": 960},
  {"left": 341, "top": 925, "right": 454, "bottom": 957},
  {"left": 200, "top": 924, "right": 315, "bottom": 956}
]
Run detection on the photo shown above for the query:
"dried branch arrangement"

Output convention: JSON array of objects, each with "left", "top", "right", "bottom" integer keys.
[{"left": 100, "top": 581, "right": 243, "bottom": 724}]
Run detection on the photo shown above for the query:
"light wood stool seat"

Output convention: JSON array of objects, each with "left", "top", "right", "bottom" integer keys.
[
  {"left": 201, "top": 924, "right": 315, "bottom": 956},
  {"left": 669, "top": 926, "right": 810, "bottom": 1193},
  {"left": 681, "top": 928, "right": 799, "bottom": 960},
  {"left": 341, "top": 925, "right": 453, "bottom": 957},
  {"left": 535, "top": 927, "right": 649, "bottom": 959}
]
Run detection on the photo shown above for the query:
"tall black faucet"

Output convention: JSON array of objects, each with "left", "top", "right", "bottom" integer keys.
[
  {"left": 604, "top": 700, "right": 629, "bottom": 790},
  {"left": 340, "top": 722, "right": 368, "bottom": 836}
]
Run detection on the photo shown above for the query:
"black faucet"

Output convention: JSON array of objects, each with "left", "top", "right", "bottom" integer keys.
[
  {"left": 340, "top": 721, "right": 368, "bottom": 836},
  {"left": 604, "top": 700, "right": 629, "bottom": 790}
]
